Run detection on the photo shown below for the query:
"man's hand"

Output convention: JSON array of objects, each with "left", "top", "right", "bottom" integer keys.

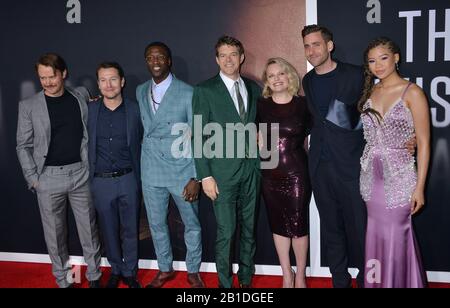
[
  {"left": 202, "top": 177, "right": 219, "bottom": 201},
  {"left": 182, "top": 179, "right": 201, "bottom": 202},
  {"left": 405, "top": 134, "right": 417, "bottom": 155}
]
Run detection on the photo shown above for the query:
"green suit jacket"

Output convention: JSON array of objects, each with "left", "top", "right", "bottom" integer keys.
[{"left": 192, "top": 74, "right": 261, "bottom": 185}]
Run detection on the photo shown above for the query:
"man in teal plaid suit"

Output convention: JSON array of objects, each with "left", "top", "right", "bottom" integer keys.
[{"left": 136, "top": 42, "right": 204, "bottom": 288}]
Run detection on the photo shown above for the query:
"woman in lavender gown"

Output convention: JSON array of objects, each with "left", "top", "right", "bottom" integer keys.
[
  {"left": 257, "top": 58, "right": 312, "bottom": 288},
  {"left": 358, "top": 37, "right": 430, "bottom": 288}
]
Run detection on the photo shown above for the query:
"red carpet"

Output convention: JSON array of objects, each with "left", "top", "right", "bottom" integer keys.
[{"left": 0, "top": 262, "right": 448, "bottom": 288}]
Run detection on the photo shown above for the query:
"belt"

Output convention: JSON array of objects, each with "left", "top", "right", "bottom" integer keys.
[{"left": 94, "top": 168, "right": 132, "bottom": 178}]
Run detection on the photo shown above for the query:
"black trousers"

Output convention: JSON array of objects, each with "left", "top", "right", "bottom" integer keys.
[{"left": 311, "top": 161, "right": 367, "bottom": 288}]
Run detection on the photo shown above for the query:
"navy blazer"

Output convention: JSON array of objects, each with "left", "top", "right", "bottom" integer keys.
[
  {"left": 302, "top": 61, "right": 365, "bottom": 181},
  {"left": 87, "top": 98, "right": 143, "bottom": 184}
]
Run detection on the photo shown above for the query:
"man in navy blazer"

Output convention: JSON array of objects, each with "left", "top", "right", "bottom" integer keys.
[{"left": 88, "top": 62, "right": 143, "bottom": 288}]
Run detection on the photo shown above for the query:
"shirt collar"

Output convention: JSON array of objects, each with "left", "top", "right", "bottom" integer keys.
[
  {"left": 152, "top": 73, "right": 173, "bottom": 90},
  {"left": 101, "top": 99, "right": 124, "bottom": 112},
  {"left": 219, "top": 71, "right": 243, "bottom": 91}
]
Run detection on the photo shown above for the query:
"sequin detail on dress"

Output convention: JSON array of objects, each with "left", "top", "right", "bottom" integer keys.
[{"left": 360, "top": 89, "right": 417, "bottom": 209}]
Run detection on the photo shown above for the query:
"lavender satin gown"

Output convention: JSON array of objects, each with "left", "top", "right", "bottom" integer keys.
[
  {"left": 360, "top": 83, "right": 427, "bottom": 288},
  {"left": 257, "top": 96, "right": 312, "bottom": 238}
]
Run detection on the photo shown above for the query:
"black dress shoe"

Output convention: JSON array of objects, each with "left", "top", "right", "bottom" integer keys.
[
  {"left": 89, "top": 279, "right": 102, "bottom": 288},
  {"left": 123, "top": 276, "right": 141, "bottom": 288},
  {"left": 106, "top": 274, "right": 122, "bottom": 288}
]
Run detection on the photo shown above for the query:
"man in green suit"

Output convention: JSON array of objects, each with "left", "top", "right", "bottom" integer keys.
[{"left": 192, "top": 35, "right": 261, "bottom": 288}]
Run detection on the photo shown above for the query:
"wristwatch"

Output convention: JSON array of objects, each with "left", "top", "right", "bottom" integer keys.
[{"left": 190, "top": 177, "right": 201, "bottom": 183}]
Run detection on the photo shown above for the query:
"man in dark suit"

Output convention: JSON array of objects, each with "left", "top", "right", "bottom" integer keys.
[
  {"left": 301, "top": 25, "right": 367, "bottom": 288},
  {"left": 192, "top": 35, "right": 261, "bottom": 288},
  {"left": 16, "top": 53, "right": 102, "bottom": 288},
  {"left": 88, "top": 62, "right": 143, "bottom": 288}
]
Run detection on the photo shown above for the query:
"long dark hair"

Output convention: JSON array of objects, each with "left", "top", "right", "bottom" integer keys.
[{"left": 358, "top": 37, "right": 401, "bottom": 120}]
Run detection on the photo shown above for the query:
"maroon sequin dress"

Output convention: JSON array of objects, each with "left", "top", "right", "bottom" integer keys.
[{"left": 257, "top": 96, "right": 312, "bottom": 238}]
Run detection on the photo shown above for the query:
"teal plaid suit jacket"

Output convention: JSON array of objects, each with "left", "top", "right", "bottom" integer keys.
[{"left": 136, "top": 77, "right": 196, "bottom": 187}]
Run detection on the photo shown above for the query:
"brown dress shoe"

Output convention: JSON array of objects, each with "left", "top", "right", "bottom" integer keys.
[
  {"left": 187, "top": 273, "right": 205, "bottom": 288},
  {"left": 145, "top": 271, "right": 176, "bottom": 288}
]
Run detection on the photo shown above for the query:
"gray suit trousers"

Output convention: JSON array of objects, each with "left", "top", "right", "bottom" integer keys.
[{"left": 35, "top": 162, "right": 101, "bottom": 288}]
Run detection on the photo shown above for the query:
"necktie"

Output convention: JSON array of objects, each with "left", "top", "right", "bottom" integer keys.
[
  {"left": 235, "top": 81, "right": 249, "bottom": 158},
  {"left": 234, "top": 81, "right": 246, "bottom": 122}
]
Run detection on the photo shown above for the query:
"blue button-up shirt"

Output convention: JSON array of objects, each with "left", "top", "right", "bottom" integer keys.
[{"left": 95, "top": 102, "right": 132, "bottom": 173}]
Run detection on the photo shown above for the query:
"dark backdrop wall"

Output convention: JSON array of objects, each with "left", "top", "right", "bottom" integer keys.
[
  {"left": 318, "top": 0, "right": 450, "bottom": 271},
  {"left": 0, "top": 0, "right": 306, "bottom": 266}
]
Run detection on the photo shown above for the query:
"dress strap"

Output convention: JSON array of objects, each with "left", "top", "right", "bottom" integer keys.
[{"left": 401, "top": 82, "right": 413, "bottom": 100}]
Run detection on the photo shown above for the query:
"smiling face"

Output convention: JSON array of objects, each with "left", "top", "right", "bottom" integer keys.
[
  {"left": 303, "top": 31, "right": 333, "bottom": 69},
  {"left": 266, "top": 63, "right": 290, "bottom": 95},
  {"left": 216, "top": 44, "right": 244, "bottom": 80},
  {"left": 37, "top": 65, "right": 66, "bottom": 97},
  {"left": 97, "top": 67, "right": 124, "bottom": 100},
  {"left": 367, "top": 45, "right": 399, "bottom": 80},
  {"left": 145, "top": 45, "right": 171, "bottom": 84}
]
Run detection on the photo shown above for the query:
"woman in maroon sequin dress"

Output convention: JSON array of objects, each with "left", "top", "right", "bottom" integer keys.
[{"left": 257, "top": 58, "right": 312, "bottom": 288}]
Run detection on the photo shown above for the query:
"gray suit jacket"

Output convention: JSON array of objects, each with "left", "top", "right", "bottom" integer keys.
[
  {"left": 136, "top": 77, "right": 196, "bottom": 187},
  {"left": 16, "top": 87, "right": 90, "bottom": 189}
]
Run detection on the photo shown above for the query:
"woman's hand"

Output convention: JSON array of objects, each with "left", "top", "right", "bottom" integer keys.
[{"left": 410, "top": 188, "right": 425, "bottom": 215}]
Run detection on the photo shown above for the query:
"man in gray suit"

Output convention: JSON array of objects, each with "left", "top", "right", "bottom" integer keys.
[
  {"left": 136, "top": 42, "right": 204, "bottom": 288},
  {"left": 16, "top": 53, "right": 102, "bottom": 288}
]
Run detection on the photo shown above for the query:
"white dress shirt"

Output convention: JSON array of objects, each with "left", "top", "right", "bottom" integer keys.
[{"left": 219, "top": 71, "right": 248, "bottom": 114}]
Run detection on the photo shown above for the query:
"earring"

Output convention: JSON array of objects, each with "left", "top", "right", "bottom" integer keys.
[{"left": 395, "top": 62, "right": 399, "bottom": 70}]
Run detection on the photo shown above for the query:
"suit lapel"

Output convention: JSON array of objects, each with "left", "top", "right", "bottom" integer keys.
[
  {"left": 140, "top": 81, "right": 154, "bottom": 121},
  {"left": 154, "top": 77, "right": 178, "bottom": 118},
  {"left": 243, "top": 78, "right": 253, "bottom": 124},
  {"left": 214, "top": 76, "right": 242, "bottom": 123},
  {"left": 36, "top": 91, "right": 51, "bottom": 149},
  {"left": 138, "top": 81, "right": 156, "bottom": 137},
  {"left": 67, "top": 87, "right": 89, "bottom": 138},
  {"left": 145, "top": 78, "right": 177, "bottom": 136}
]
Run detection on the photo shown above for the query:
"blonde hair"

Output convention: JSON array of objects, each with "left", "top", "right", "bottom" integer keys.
[{"left": 262, "top": 57, "right": 300, "bottom": 98}]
